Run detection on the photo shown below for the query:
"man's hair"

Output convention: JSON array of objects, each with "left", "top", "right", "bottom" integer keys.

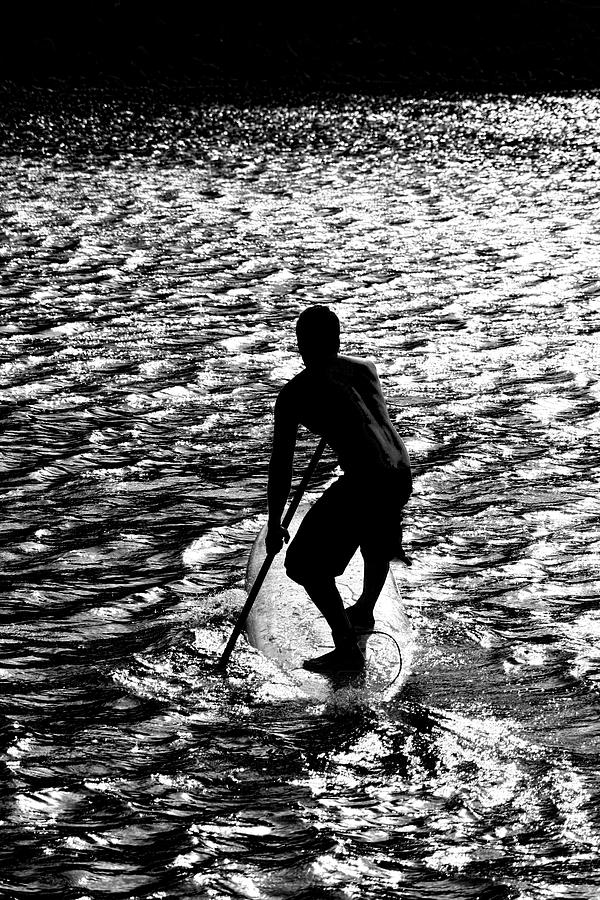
[{"left": 296, "top": 305, "right": 340, "bottom": 358}]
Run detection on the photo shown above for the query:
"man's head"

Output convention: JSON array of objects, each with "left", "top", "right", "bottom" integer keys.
[{"left": 296, "top": 305, "right": 340, "bottom": 364}]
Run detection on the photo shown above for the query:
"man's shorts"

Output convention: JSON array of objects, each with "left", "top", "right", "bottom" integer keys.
[{"left": 285, "top": 468, "right": 412, "bottom": 584}]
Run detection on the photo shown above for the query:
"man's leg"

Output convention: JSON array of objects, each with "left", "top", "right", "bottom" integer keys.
[
  {"left": 284, "top": 479, "right": 365, "bottom": 671},
  {"left": 346, "top": 553, "right": 389, "bottom": 631},
  {"left": 301, "top": 576, "right": 354, "bottom": 645},
  {"left": 346, "top": 475, "right": 408, "bottom": 631},
  {"left": 296, "top": 575, "right": 364, "bottom": 671}
]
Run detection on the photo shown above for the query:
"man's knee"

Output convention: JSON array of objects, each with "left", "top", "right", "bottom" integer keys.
[
  {"left": 286, "top": 545, "right": 334, "bottom": 585},
  {"left": 360, "top": 545, "right": 391, "bottom": 565},
  {"left": 284, "top": 546, "right": 308, "bottom": 585}
]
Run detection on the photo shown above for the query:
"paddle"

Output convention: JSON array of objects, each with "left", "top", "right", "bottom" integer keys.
[{"left": 216, "top": 436, "right": 327, "bottom": 669}]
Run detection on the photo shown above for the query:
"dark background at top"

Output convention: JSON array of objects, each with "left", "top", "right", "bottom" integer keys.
[{"left": 2, "top": 0, "right": 600, "bottom": 92}]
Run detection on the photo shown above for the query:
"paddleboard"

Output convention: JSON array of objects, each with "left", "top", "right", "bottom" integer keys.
[{"left": 245, "top": 501, "right": 413, "bottom": 701}]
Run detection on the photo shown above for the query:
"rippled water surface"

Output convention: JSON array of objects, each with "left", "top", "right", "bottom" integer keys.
[{"left": 1, "top": 91, "right": 600, "bottom": 899}]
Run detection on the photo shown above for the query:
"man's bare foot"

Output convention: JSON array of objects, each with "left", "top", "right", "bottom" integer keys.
[
  {"left": 345, "top": 603, "right": 376, "bottom": 632},
  {"left": 303, "top": 642, "right": 365, "bottom": 673}
]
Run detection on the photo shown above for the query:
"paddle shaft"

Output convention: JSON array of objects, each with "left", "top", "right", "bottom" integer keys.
[{"left": 216, "top": 437, "right": 327, "bottom": 669}]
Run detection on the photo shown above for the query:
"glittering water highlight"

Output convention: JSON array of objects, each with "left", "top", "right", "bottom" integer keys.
[{"left": 1, "top": 90, "right": 600, "bottom": 899}]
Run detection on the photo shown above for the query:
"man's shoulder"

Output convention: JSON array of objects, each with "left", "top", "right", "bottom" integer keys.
[
  {"left": 275, "top": 371, "right": 308, "bottom": 411},
  {"left": 279, "top": 370, "right": 308, "bottom": 396},
  {"left": 337, "top": 355, "right": 378, "bottom": 375}
]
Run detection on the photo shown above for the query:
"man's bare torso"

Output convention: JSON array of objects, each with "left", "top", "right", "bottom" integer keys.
[{"left": 276, "top": 355, "right": 410, "bottom": 479}]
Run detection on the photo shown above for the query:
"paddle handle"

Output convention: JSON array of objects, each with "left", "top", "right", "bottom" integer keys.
[
  {"left": 280, "top": 436, "right": 328, "bottom": 529},
  {"left": 216, "top": 437, "right": 327, "bottom": 669}
]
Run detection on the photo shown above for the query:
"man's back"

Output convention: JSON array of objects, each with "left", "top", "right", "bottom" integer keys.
[{"left": 279, "top": 355, "right": 410, "bottom": 479}]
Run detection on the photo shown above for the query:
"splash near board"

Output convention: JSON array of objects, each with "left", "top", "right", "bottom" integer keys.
[{"left": 245, "top": 502, "right": 413, "bottom": 701}]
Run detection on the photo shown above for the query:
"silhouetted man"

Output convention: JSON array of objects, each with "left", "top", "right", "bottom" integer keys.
[{"left": 266, "top": 305, "right": 412, "bottom": 672}]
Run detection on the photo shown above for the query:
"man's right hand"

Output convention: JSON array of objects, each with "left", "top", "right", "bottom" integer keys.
[{"left": 265, "top": 523, "right": 290, "bottom": 556}]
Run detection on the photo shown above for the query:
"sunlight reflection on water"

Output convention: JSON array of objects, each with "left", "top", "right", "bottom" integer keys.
[{"left": 1, "top": 91, "right": 600, "bottom": 899}]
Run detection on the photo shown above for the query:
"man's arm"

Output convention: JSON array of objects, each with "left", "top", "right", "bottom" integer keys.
[{"left": 266, "top": 391, "right": 297, "bottom": 554}]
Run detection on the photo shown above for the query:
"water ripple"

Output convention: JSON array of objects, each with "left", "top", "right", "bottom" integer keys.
[{"left": 1, "top": 91, "right": 600, "bottom": 899}]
